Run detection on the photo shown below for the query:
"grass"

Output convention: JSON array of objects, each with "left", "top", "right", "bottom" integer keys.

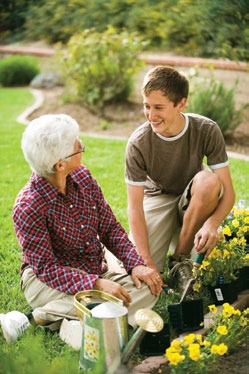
[{"left": 0, "top": 87, "right": 248, "bottom": 373}]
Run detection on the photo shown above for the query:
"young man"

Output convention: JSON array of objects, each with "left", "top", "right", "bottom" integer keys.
[{"left": 125, "top": 65, "right": 235, "bottom": 290}]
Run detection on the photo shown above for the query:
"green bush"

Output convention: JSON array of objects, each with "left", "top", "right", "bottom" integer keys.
[
  {"left": 0, "top": 55, "right": 40, "bottom": 87},
  {"left": 58, "top": 26, "right": 147, "bottom": 111},
  {"left": 186, "top": 71, "right": 248, "bottom": 134}
]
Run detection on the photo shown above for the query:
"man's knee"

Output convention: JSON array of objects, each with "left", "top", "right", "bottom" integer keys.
[{"left": 192, "top": 170, "right": 221, "bottom": 199}]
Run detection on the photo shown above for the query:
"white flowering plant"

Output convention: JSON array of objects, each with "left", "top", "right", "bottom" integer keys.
[{"left": 165, "top": 303, "right": 248, "bottom": 374}]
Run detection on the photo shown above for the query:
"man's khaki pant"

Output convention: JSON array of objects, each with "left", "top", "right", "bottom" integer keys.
[{"left": 21, "top": 267, "right": 158, "bottom": 329}]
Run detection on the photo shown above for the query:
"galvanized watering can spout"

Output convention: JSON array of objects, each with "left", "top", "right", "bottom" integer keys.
[{"left": 121, "top": 308, "right": 164, "bottom": 365}]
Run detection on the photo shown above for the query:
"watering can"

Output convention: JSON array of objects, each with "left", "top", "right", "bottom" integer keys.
[{"left": 74, "top": 290, "right": 164, "bottom": 373}]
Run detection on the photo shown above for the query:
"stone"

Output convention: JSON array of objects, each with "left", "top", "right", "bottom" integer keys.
[{"left": 30, "top": 72, "right": 63, "bottom": 88}]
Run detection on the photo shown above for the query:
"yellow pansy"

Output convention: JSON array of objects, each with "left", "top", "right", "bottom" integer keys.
[
  {"left": 217, "top": 325, "right": 228, "bottom": 335},
  {"left": 216, "top": 343, "right": 228, "bottom": 355},
  {"left": 183, "top": 333, "right": 195, "bottom": 345},
  {"left": 240, "top": 316, "right": 248, "bottom": 327},
  {"left": 188, "top": 343, "right": 201, "bottom": 361},
  {"left": 223, "top": 226, "right": 231, "bottom": 236},
  {"left": 166, "top": 350, "right": 185, "bottom": 365},
  {"left": 208, "top": 304, "right": 218, "bottom": 314},
  {"left": 211, "top": 344, "right": 219, "bottom": 354},
  {"left": 232, "top": 219, "right": 239, "bottom": 228},
  {"left": 170, "top": 339, "right": 183, "bottom": 353}
]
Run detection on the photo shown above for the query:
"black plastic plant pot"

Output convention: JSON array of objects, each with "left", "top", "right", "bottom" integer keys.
[
  {"left": 168, "top": 299, "right": 204, "bottom": 333},
  {"left": 139, "top": 323, "right": 170, "bottom": 356},
  {"left": 208, "top": 282, "right": 238, "bottom": 306}
]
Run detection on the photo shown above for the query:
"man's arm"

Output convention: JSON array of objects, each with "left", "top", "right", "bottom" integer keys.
[
  {"left": 194, "top": 166, "right": 235, "bottom": 253},
  {"left": 205, "top": 166, "right": 235, "bottom": 228}
]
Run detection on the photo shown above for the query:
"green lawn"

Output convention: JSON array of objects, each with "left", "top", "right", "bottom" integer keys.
[{"left": 0, "top": 87, "right": 248, "bottom": 373}]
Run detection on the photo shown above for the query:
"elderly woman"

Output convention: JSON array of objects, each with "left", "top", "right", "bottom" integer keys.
[{"left": 0, "top": 114, "right": 162, "bottom": 343}]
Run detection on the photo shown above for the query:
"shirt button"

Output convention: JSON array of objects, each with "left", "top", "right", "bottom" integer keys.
[
  {"left": 86, "top": 242, "right": 89, "bottom": 246},
  {"left": 93, "top": 206, "right": 96, "bottom": 210},
  {"left": 81, "top": 225, "right": 84, "bottom": 228},
  {"left": 70, "top": 205, "right": 73, "bottom": 208},
  {"left": 63, "top": 227, "right": 66, "bottom": 231}
]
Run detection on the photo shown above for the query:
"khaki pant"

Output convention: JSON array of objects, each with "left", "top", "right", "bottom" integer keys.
[
  {"left": 142, "top": 193, "right": 183, "bottom": 272},
  {"left": 132, "top": 169, "right": 223, "bottom": 272},
  {"left": 21, "top": 267, "right": 158, "bottom": 329},
  {"left": 131, "top": 180, "right": 194, "bottom": 273}
]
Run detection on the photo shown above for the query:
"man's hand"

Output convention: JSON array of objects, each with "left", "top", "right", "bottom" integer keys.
[
  {"left": 194, "top": 223, "right": 219, "bottom": 257},
  {"left": 93, "top": 278, "right": 132, "bottom": 307},
  {"left": 131, "top": 265, "right": 163, "bottom": 297}
]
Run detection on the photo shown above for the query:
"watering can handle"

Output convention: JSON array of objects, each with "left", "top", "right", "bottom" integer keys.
[{"left": 74, "top": 290, "right": 124, "bottom": 317}]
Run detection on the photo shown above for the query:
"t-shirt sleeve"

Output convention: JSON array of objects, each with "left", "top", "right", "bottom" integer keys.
[
  {"left": 125, "top": 140, "right": 147, "bottom": 185},
  {"left": 205, "top": 121, "right": 229, "bottom": 169}
]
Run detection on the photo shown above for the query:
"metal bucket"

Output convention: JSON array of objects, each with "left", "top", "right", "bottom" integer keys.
[{"left": 74, "top": 290, "right": 129, "bottom": 373}]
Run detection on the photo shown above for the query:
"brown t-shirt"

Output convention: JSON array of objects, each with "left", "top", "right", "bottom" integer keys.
[{"left": 125, "top": 113, "right": 229, "bottom": 196}]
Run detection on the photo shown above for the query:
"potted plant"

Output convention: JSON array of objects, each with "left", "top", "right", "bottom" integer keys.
[
  {"left": 222, "top": 200, "right": 249, "bottom": 249},
  {"left": 194, "top": 236, "right": 249, "bottom": 305}
]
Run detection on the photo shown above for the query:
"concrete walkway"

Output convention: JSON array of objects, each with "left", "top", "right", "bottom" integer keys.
[{"left": 0, "top": 44, "right": 247, "bottom": 72}]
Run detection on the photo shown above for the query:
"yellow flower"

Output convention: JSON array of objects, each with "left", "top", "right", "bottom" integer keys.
[
  {"left": 211, "top": 344, "right": 219, "bottom": 354},
  {"left": 244, "top": 216, "right": 249, "bottom": 224},
  {"left": 223, "top": 226, "right": 231, "bottom": 236},
  {"left": 211, "top": 343, "right": 228, "bottom": 355},
  {"left": 208, "top": 305, "right": 218, "bottom": 314},
  {"left": 232, "top": 219, "right": 239, "bottom": 228},
  {"left": 170, "top": 340, "right": 182, "bottom": 353},
  {"left": 222, "top": 303, "right": 234, "bottom": 318},
  {"left": 183, "top": 333, "right": 195, "bottom": 345},
  {"left": 223, "top": 249, "right": 230, "bottom": 258},
  {"left": 217, "top": 325, "right": 228, "bottom": 335},
  {"left": 210, "top": 248, "right": 222, "bottom": 258},
  {"left": 193, "top": 282, "right": 201, "bottom": 292},
  {"left": 188, "top": 343, "right": 201, "bottom": 361},
  {"left": 216, "top": 343, "right": 228, "bottom": 355},
  {"left": 233, "top": 309, "right": 241, "bottom": 316},
  {"left": 240, "top": 316, "right": 248, "bottom": 327},
  {"left": 166, "top": 350, "right": 185, "bottom": 365},
  {"left": 200, "top": 260, "right": 210, "bottom": 270},
  {"left": 196, "top": 334, "right": 203, "bottom": 345}
]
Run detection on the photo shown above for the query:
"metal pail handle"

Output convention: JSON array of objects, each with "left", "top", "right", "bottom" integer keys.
[{"left": 74, "top": 290, "right": 124, "bottom": 318}]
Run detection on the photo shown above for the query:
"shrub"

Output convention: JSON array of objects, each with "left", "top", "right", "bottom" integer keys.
[
  {"left": 0, "top": 55, "right": 40, "bottom": 87},
  {"left": 186, "top": 70, "right": 248, "bottom": 134},
  {"left": 58, "top": 26, "right": 147, "bottom": 111}
]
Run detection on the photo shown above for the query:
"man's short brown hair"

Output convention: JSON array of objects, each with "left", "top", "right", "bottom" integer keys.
[{"left": 142, "top": 65, "right": 189, "bottom": 107}]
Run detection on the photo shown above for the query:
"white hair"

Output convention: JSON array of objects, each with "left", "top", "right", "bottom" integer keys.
[{"left": 22, "top": 114, "right": 79, "bottom": 177}]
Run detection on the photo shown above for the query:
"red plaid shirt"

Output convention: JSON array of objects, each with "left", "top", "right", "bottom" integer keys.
[{"left": 13, "top": 165, "right": 144, "bottom": 294}]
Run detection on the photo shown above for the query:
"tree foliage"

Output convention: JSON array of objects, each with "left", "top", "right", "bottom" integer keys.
[{"left": 1, "top": 0, "right": 248, "bottom": 61}]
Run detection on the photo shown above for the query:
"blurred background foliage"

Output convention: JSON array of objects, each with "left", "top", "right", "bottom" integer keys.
[{"left": 0, "top": 0, "right": 248, "bottom": 61}]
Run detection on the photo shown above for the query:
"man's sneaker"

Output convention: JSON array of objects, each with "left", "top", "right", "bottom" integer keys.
[
  {"left": 168, "top": 254, "right": 193, "bottom": 292},
  {"left": 0, "top": 311, "right": 30, "bottom": 343}
]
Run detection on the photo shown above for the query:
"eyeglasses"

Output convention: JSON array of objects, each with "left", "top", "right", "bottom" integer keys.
[{"left": 63, "top": 140, "right": 85, "bottom": 159}]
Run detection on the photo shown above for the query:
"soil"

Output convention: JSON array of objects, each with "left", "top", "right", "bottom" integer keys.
[
  {"left": 27, "top": 65, "right": 249, "bottom": 157},
  {"left": 26, "top": 66, "right": 249, "bottom": 373}
]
